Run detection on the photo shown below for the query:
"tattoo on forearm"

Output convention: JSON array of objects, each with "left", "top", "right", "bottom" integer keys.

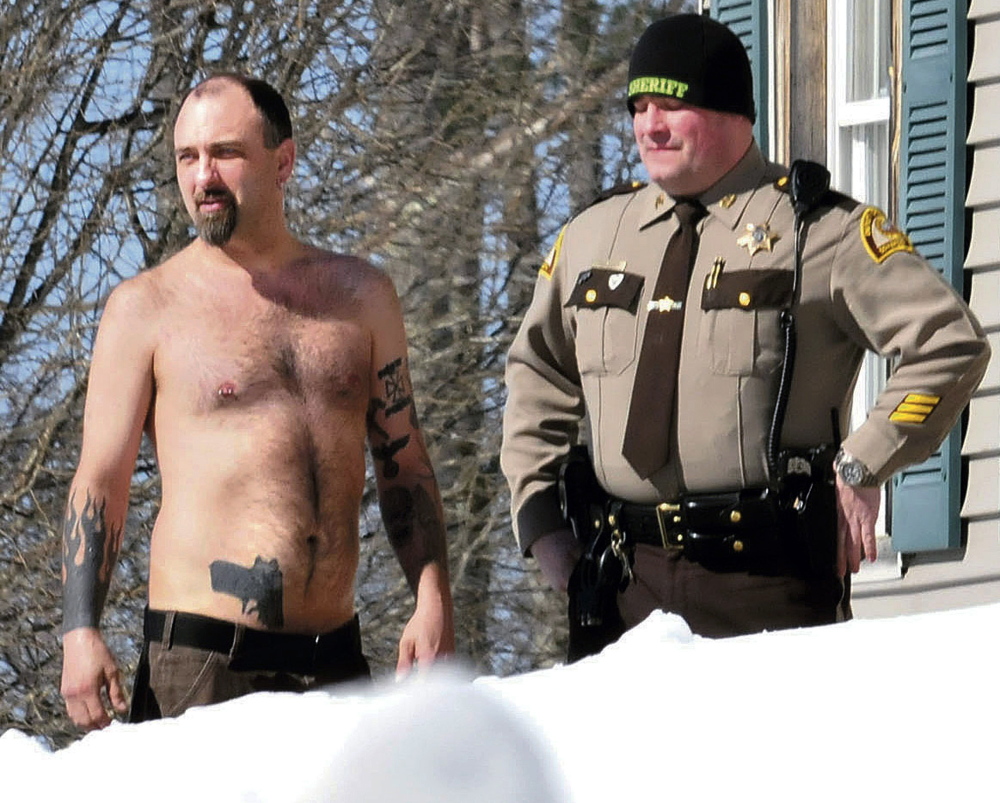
[
  {"left": 382, "top": 484, "right": 444, "bottom": 563},
  {"left": 61, "top": 491, "right": 122, "bottom": 633},
  {"left": 209, "top": 556, "right": 284, "bottom": 629},
  {"left": 371, "top": 433, "right": 410, "bottom": 479},
  {"left": 377, "top": 357, "right": 413, "bottom": 417}
]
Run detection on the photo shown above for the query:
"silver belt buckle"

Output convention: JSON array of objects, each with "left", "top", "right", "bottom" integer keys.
[{"left": 655, "top": 502, "right": 683, "bottom": 550}]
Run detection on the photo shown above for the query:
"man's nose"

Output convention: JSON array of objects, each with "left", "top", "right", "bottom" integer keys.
[
  {"left": 195, "top": 155, "right": 220, "bottom": 185},
  {"left": 638, "top": 107, "right": 669, "bottom": 136}
]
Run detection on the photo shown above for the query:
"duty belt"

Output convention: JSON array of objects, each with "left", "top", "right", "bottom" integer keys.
[{"left": 612, "top": 488, "right": 789, "bottom": 568}]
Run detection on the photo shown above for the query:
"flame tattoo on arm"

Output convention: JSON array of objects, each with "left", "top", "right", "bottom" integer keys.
[{"left": 61, "top": 490, "right": 123, "bottom": 633}]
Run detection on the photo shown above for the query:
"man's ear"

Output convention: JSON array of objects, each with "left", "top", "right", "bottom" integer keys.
[{"left": 276, "top": 138, "right": 296, "bottom": 186}]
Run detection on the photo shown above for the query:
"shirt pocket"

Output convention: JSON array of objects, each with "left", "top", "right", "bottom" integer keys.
[
  {"left": 566, "top": 268, "right": 644, "bottom": 376},
  {"left": 699, "top": 269, "right": 793, "bottom": 376}
]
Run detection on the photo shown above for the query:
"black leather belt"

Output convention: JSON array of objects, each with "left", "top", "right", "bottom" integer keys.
[{"left": 144, "top": 608, "right": 368, "bottom": 678}]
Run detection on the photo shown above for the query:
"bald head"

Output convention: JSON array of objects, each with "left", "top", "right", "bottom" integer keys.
[{"left": 181, "top": 74, "right": 292, "bottom": 149}]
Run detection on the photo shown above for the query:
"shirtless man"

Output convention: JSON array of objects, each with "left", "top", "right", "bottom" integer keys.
[{"left": 60, "top": 74, "right": 454, "bottom": 731}]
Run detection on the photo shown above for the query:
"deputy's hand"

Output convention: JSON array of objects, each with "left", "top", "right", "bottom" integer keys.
[
  {"left": 835, "top": 477, "right": 881, "bottom": 576},
  {"left": 61, "top": 627, "right": 127, "bottom": 731},
  {"left": 530, "top": 528, "right": 582, "bottom": 594}
]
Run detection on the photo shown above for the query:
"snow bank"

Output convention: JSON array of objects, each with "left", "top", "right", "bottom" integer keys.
[{"left": 3, "top": 604, "right": 996, "bottom": 802}]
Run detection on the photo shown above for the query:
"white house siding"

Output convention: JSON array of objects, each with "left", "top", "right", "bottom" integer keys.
[{"left": 963, "top": 0, "right": 1000, "bottom": 542}]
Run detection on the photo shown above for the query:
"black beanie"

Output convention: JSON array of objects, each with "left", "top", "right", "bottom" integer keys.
[{"left": 627, "top": 14, "right": 756, "bottom": 123}]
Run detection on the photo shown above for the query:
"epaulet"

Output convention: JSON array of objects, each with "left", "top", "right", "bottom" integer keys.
[
  {"left": 583, "top": 180, "right": 646, "bottom": 212},
  {"left": 772, "top": 172, "right": 850, "bottom": 202},
  {"left": 772, "top": 160, "right": 860, "bottom": 217},
  {"left": 826, "top": 188, "right": 852, "bottom": 207}
]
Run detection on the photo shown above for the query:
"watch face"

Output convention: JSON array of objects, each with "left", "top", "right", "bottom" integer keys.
[{"left": 840, "top": 460, "right": 866, "bottom": 486}]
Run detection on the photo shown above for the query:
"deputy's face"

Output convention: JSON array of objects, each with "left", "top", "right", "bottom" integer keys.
[
  {"left": 173, "top": 81, "right": 282, "bottom": 246},
  {"left": 632, "top": 95, "right": 748, "bottom": 196}
]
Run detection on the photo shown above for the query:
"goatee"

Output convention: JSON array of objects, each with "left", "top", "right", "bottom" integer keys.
[{"left": 193, "top": 190, "right": 238, "bottom": 246}]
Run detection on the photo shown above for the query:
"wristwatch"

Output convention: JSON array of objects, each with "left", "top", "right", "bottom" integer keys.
[{"left": 833, "top": 448, "right": 879, "bottom": 487}]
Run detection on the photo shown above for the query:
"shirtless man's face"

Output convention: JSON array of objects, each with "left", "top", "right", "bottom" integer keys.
[{"left": 173, "top": 81, "right": 291, "bottom": 247}]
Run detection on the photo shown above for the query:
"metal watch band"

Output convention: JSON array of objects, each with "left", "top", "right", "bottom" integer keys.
[{"left": 834, "top": 448, "right": 878, "bottom": 487}]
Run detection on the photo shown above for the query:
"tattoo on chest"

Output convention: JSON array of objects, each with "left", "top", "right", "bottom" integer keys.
[
  {"left": 209, "top": 556, "right": 284, "bottom": 629},
  {"left": 61, "top": 491, "right": 122, "bottom": 631}
]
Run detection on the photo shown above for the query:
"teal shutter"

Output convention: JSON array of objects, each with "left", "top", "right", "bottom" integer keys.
[
  {"left": 710, "top": 0, "right": 769, "bottom": 156},
  {"left": 892, "top": 0, "right": 967, "bottom": 552}
]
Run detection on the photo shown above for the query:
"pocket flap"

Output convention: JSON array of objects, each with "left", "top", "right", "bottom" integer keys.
[
  {"left": 566, "top": 268, "right": 644, "bottom": 313},
  {"left": 701, "top": 269, "right": 793, "bottom": 311}
]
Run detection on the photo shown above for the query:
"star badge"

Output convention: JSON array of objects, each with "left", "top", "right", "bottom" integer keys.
[{"left": 736, "top": 223, "right": 779, "bottom": 256}]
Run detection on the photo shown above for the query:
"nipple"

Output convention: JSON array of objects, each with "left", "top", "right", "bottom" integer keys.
[{"left": 217, "top": 381, "right": 238, "bottom": 401}]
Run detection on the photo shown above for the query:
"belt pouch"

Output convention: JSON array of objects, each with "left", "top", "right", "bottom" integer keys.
[{"left": 683, "top": 489, "right": 779, "bottom": 534}]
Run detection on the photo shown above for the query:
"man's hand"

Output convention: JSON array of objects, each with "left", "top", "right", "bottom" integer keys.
[
  {"left": 835, "top": 477, "right": 881, "bottom": 576},
  {"left": 61, "top": 627, "right": 127, "bottom": 731},
  {"left": 396, "top": 562, "right": 455, "bottom": 676},
  {"left": 530, "top": 528, "right": 582, "bottom": 594}
]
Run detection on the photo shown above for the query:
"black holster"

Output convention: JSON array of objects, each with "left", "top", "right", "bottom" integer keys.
[
  {"left": 559, "top": 446, "right": 625, "bottom": 662},
  {"left": 775, "top": 444, "right": 839, "bottom": 576}
]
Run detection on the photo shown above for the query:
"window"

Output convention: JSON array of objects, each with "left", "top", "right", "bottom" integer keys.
[
  {"left": 828, "top": 0, "right": 892, "bottom": 209},
  {"left": 827, "top": 0, "right": 893, "bottom": 531}
]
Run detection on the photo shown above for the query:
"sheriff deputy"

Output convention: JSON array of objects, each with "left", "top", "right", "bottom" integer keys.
[{"left": 500, "top": 14, "right": 990, "bottom": 654}]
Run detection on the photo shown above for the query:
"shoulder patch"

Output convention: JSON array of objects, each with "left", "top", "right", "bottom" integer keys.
[
  {"left": 860, "top": 206, "right": 914, "bottom": 264},
  {"left": 539, "top": 225, "right": 566, "bottom": 280}
]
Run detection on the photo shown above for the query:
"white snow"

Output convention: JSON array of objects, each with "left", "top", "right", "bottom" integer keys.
[{"left": 2, "top": 604, "right": 996, "bottom": 802}]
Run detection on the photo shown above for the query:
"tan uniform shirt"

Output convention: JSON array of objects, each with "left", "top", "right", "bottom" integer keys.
[{"left": 501, "top": 144, "right": 990, "bottom": 555}]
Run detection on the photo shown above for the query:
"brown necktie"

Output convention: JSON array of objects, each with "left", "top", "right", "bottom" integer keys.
[{"left": 622, "top": 200, "right": 706, "bottom": 479}]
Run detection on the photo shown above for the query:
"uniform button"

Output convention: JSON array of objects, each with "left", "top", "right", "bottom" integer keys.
[
  {"left": 738, "top": 292, "right": 751, "bottom": 307},
  {"left": 593, "top": 518, "right": 602, "bottom": 530},
  {"left": 730, "top": 510, "right": 742, "bottom": 524},
  {"left": 732, "top": 539, "right": 744, "bottom": 552},
  {"left": 608, "top": 513, "right": 616, "bottom": 526},
  {"left": 585, "top": 289, "right": 597, "bottom": 303}
]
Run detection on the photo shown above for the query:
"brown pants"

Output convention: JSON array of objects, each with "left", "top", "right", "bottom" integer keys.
[
  {"left": 129, "top": 615, "right": 371, "bottom": 723},
  {"left": 617, "top": 544, "right": 851, "bottom": 639}
]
